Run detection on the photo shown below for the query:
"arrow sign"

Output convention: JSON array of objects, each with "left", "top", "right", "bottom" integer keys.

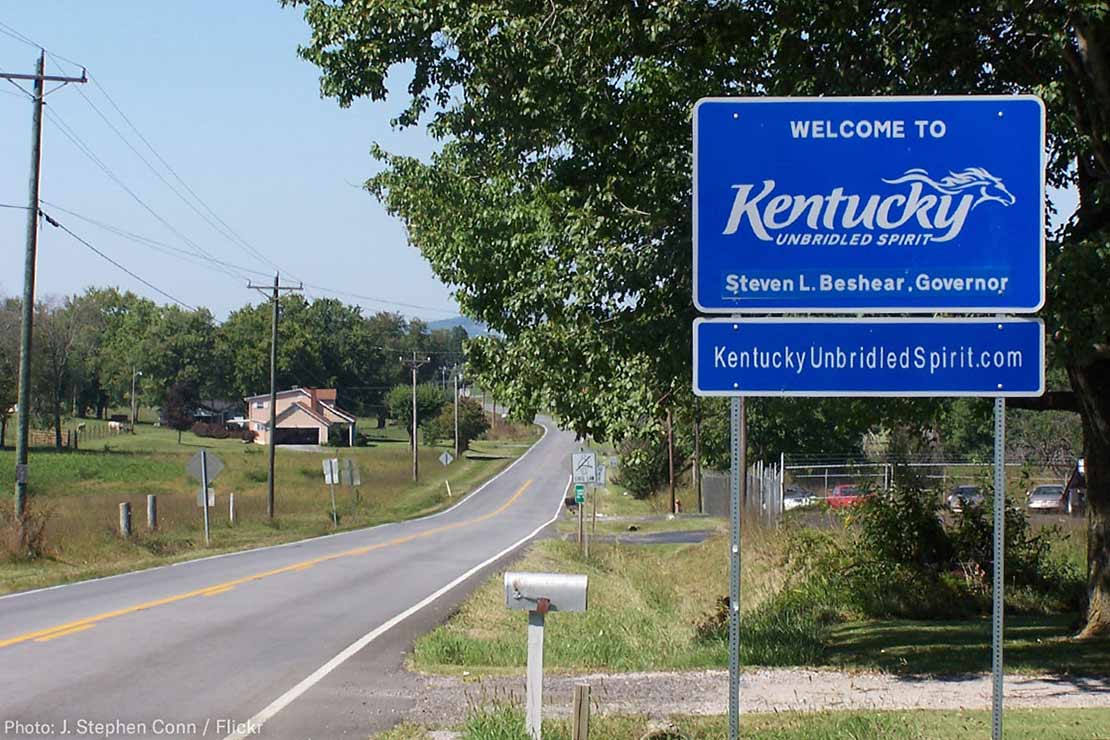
[
  {"left": 186, "top": 451, "right": 223, "bottom": 482},
  {"left": 439, "top": 451, "right": 454, "bottom": 466}
]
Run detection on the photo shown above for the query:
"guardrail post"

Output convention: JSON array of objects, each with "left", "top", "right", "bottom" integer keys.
[
  {"left": 119, "top": 502, "right": 131, "bottom": 538},
  {"left": 146, "top": 494, "right": 157, "bottom": 531}
]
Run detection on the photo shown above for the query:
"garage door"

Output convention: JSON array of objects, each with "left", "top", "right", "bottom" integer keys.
[{"left": 273, "top": 427, "right": 319, "bottom": 445}]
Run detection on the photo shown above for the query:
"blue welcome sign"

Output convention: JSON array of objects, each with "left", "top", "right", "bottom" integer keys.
[
  {"left": 693, "top": 97, "right": 1045, "bottom": 313},
  {"left": 693, "top": 317, "right": 1044, "bottom": 397}
]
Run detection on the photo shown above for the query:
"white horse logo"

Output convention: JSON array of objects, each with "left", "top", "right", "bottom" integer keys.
[{"left": 882, "top": 167, "right": 1016, "bottom": 209}]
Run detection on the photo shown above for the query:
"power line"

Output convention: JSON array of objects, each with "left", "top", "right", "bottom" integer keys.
[
  {"left": 85, "top": 74, "right": 287, "bottom": 276},
  {"left": 43, "top": 106, "right": 249, "bottom": 283},
  {"left": 0, "top": 19, "right": 86, "bottom": 70},
  {"left": 0, "top": 203, "right": 30, "bottom": 210},
  {"left": 300, "top": 282, "right": 459, "bottom": 315},
  {"left": 40, "top": 210, "right": 197, "bottom": 311},
  {"left": 40, "top": 200, "right": 272, "bottom": 279}
]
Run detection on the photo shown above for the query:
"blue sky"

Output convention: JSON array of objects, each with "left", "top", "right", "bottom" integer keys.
[{"left": 0, "top": 1, "right": 455, "bottom": 320}]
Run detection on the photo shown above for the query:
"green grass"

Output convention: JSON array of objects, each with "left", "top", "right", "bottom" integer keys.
[
  {"left": 828, "top": 615, "right": 1110, "bottom": 676},
  {"left": 412, "top": 523, "right": 808, "bottom": 675},
  {"left": 380, "top": 707, "right": 1110, "bottom": 739},
  {"left": 0, "top": 420, "right": 540, "bottom": 594}
]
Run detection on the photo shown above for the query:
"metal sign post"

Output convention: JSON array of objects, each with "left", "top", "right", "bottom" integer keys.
[
  {"left": 728, "top": 397, "right": 744, "bottom": 740},
  {"left": 992, "top": 398, "right": 1006, "bottom": 740},
  {"left": 323, "top": 458, "right": 339, "bottom": 526},
  {"left": 200, "top": 451, "right": 211, "bottom": 546}
]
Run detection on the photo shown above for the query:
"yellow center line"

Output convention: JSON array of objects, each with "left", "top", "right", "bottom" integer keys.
[
  {"left": 33, "top": 623, "right": 95, "bottom": 642},
  {"left": 0, "top": 479, "right": 534, "bottom": 649}
]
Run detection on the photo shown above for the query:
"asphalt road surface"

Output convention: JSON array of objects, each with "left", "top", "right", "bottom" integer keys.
[{"left": 0, "top": 417, "right": 576, "bottom": 739}]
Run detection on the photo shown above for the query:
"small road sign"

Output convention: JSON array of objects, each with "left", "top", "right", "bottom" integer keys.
[
  {"left": 693, "top": 96, "right": 1045, "bottom": 313},
  {"left": 322, "top": 458, "right": 340, "bottom": 485},
  {"left": 572, "top": 452, "right": 597, "bottom": 483},
  {"left": 693, "top": 317, "right": 1044, "bottom": 397},
  {"left": 196, "top": 487, "right": 215, "bottom": 508},
  {"left": 341, "top": 458, "right": 361, "bottom": 486},
  {"left": 186, "top": 451, "right": 223, "bottom": 482},
  {"left": 439, "top": 451, "right": 454, "bottom": 466},
  {"left": 574, "top": 484, "right": 586, "bottom": 505}
]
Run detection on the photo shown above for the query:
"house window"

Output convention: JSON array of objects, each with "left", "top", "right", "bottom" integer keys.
[{"left": 254, "top": 401, "right": 266, "bottom": 409}]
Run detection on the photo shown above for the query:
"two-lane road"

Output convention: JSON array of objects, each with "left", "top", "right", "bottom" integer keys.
[{"left": 0, "top": 417, "right": 576, "bottom": 739}]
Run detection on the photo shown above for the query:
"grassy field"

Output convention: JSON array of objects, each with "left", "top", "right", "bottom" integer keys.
[
  {"left": 0, "top": 418, "right": 540, "bottom": 594},
  {"left": 382, "top": 707, "right": 1110, "bottom": 739},
  {"left": 412, "top": 480, "right": 1108, "bottom": 677}
]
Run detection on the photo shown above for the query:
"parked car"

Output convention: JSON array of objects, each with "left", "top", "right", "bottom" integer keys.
[
  {"left": 783, "top": 485, "right": 817, "bottom": 511},
  {"left": 1026, "top": 484, "right": 1067, "bottom": 514},
  {"left": 826, "top": 484, "right": 869, "bottom": 509},
  {"left": 946, "top": 485, "right": 984, "bottom": 513}
]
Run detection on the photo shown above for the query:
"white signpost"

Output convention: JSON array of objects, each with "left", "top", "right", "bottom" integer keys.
[{"left": 323, "top": 458, "right": 340, "bottom": 526}]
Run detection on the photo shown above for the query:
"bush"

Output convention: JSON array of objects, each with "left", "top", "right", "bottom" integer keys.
[
  {"left": 191, "top": 421, "right": 229, "bottom": 439},
  {"left": 1, "top": 499, "right": 52, "bottom": 560},
  {"left": 240, "top": 428, "right": 257, "bottom": 443},
  {"left": 855, "top": 485, "right": 952, "bottom": 569},
  {"left": 615, "top": 432, "right": 669, "bottom": 499}
]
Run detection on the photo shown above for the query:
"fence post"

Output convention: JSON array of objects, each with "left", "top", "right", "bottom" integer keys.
[
  {"left": 146, "top": 494, "right": 157, "bottom": 531},
  {"left": 119, "top": 502, "right": 131, "bottom": 538},
  {"left": 572, "top": 683, "right": 591, "bottom": 740}
]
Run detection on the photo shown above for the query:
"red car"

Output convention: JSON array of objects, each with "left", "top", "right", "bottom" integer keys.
[{"left": 826, "top": 484, "right": 870, "bottom": 508}]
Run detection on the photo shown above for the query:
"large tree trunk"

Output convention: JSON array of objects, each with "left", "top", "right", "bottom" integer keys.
[{"left": 1070, "top": 358, "right": 1110, "bottom": 639}]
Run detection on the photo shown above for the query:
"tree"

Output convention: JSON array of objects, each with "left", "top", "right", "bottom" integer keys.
[
  {"left": 162, "top": 381, "right": 196, "bottom": 443},
  {"left": 33, "top": 298, "right": 95, "bottom": 448},
  {"left": 287, "top": 1, "right": 1110, "bottom": 636},
  {"left": 424, "top": 396, "right": 490, "bottom": 452},
  {"left": 386, "top": 384, "right": 446, "bottom": 444}
]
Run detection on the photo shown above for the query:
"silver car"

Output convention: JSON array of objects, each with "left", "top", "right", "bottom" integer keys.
[
  {"left": 946, "top": 485, "right": 984, "bottom": 513},
  {"left": 1026, "top": 484, "right": 1067, "bottom": 513}
]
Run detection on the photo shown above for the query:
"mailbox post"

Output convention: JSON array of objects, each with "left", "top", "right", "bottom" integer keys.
[{"left": 505, "top": 572, "right": 588, "bottom": 739}]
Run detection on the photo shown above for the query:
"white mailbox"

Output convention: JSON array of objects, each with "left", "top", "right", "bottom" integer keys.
[
  {"left": 504, "top": 571, "right": 589, "bottom": 740},
  {"left": 504, "top": 572, "right": 588, "bottom": 613}
]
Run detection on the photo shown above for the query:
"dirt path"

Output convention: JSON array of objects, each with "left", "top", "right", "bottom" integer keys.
[{"left": 403, "top": 668, "right": 1110, "bottom": 726}]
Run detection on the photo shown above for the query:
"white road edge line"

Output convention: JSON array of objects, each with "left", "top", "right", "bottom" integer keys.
[
  {"left": 0, "top": 421, "right": 552, "bottom": 604},
  {"left": 223, "top": 474, "right": 572, "bottom": 740}
]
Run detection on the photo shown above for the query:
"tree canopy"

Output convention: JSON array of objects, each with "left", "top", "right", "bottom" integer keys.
[{"left": 286, "top": 0, "right": 1110, "bottom": 635}]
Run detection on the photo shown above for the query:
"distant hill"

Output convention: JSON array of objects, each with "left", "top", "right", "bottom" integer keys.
[{"left": 426, "top": 315, "right": 495, "bottom": 337}]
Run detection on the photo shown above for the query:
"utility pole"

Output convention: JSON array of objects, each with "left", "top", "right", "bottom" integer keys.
[
  {"left": 248, "top": 273, "right": 302, "bottom": 520},
  {"left": 400, "top": 352, "right": 430, "bottom": 481},
  {"left": 453, "top": 365, "right": 460, "bottom": 459},
  {"left": 667, "top": 407, "right": 676, "bottom": 514},
  {"left": 4, "top": 52, "right": 86, "bottom": 532},
  {"left": 129, "top": 368, "right": 143, "bottom": 432}
]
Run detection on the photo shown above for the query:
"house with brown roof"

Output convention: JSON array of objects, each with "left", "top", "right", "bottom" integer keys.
[{"left": 244, "top": 387, "right": 356, "bottom": 446}]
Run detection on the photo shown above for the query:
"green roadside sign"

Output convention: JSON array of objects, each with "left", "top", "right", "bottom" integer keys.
[{"left": 574, "top": 484, "right": 586, "bottom": 504}]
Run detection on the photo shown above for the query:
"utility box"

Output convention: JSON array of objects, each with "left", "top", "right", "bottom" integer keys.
[{"left": 504, "top": 572, "right": 588, "bottom": 613}]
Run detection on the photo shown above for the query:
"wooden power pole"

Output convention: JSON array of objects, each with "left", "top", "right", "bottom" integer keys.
[
  {"left": 400, "top": 352, "right": 430, "bottom": 481},
  {"left": 3, "top": 52, "right": 86, "bottom": 534},
  {"left": 248, "top": 273, "right": 301, "bottom": 520}
]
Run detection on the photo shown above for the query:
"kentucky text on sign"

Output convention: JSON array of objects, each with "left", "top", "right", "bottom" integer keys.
[
  {"left": 693, "top": 96, "right": 1045, "bottom": 313},
  {"left": 693, "top": 317, "right": 1044, "bottom": 397}
]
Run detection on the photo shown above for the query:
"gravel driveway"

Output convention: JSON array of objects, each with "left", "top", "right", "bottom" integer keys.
[{"left": 401, "top": 668, "right": 1110, "bottom": 726}]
